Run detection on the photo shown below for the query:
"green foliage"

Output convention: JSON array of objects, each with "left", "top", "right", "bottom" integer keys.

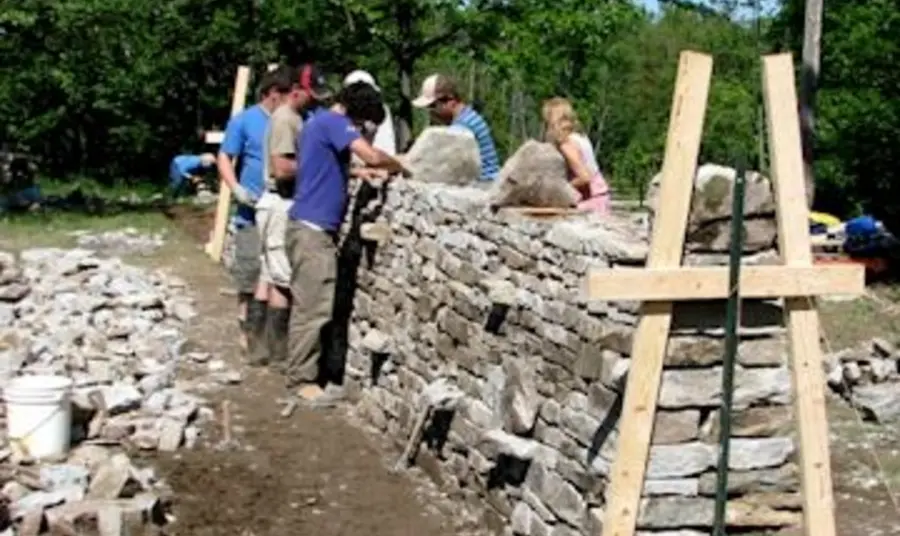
[
  {"left": 774, "top": 0, "right": 900, "bottom": 228},
  {"left": 0, "top": 0, "right": 897, "bottom": 226}
]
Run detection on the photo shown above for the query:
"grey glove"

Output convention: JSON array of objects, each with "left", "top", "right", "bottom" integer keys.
[{"left": 232, "top": 184, "right": 258, "bottom": 207}]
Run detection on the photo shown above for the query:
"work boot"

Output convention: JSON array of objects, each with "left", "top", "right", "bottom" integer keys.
[
  {"left": 265, "top": 307, "right": 290, "bottom": 373},
  {"left": 245, "top": 299, "right": 268, "bottom": 366}
]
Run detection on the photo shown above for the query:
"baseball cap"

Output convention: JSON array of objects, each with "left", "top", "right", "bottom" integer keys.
[
  {"left": 298, "top": 63, "right": 332, "bottom": 100},
  {"left": 412, "top": 74, "right": 457, "bottom": 108},
  {"left": 343, "top": 70, "right": 381, "bottom": 92}
]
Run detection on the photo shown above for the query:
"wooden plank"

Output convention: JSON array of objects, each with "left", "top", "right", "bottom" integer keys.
[
  {"left": 204, "top": 64, "right": 276, "bottom": 147},
  {"left": 499, "top": 207, "right": 588, "bottom": 217},
  {"left": 587, "top": 264, "right": 863, "bottom": 301},
  {"left": 601, "top": 51, "right": 713, "bottom": 536},
  {"left": 205, "top": 66, "right": 251, "bottom": 262},
  {"left": 763, "top": 53, "right": 847, "bottom": 536}
]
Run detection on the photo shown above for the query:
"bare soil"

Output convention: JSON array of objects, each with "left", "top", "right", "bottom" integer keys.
[{"left": 147, "top": 211, "right": 470, "bottom": 536}]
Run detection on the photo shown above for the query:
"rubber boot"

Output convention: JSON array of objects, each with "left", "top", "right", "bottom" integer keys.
[
  {"left": 246, "top": 299, "right": 269, "bottom": 366},
  {"left": 266, "top": 307, "right": 290, "bottom": 373}
]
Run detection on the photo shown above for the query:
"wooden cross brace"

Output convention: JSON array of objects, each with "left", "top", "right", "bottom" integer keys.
[{"left": 589, "top": 51, "right": 862, "bottom": 536}]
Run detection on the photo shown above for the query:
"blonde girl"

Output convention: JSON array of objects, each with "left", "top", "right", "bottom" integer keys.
[{"left": 542, "top": 98, "right": 611, "bottom": 214}]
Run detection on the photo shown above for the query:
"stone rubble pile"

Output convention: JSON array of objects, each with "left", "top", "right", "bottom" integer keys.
[
  {"left": 826, "top": 337, "right": 900, "bottom": 424},
  {"left": 70, "top": 228, "right": 166, "bottom": 256},
  {"left": 0, "top": 247, "right": 235, "bottom": 534}
]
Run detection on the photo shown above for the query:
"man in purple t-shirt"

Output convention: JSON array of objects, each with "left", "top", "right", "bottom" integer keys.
[{"left": 285, "top": 82, "right": 408, "bottom": 404}]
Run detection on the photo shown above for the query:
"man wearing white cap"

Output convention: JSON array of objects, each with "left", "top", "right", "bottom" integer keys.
[
  {"left": 412, "top": 73, "right": 500, "bottom": 182},
  {"left": 343, "top": 70, "right": 397, "bottom": 156}
]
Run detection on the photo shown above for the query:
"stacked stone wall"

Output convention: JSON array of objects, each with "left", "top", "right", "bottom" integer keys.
[{"left": 341, "top": 179, "right": 801, "bottom": 535}]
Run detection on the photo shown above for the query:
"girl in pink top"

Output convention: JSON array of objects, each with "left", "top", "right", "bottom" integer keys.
[{"left": 542, "top": 98, "right": 611, "bottom": 215}]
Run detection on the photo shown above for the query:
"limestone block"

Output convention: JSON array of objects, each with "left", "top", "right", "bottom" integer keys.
[
  {"left": 658, "top": 366, "right": 791, "bottom": 409},
  {"left": 483, "top": 359, "right": 542, "bottom": 434},
  {"left": 645, "top": 163, "right": 782, "bottom": 253},
  {"left": 643, "top": 479, "right": 700, "bottom": 497},
  {"left": 404, "top": 127, "right": 481, "bottom": 186},
  {"left": 637, "top": 496, "right": 801, "bottom": 530},
  {"left": 489, "top": 140, "right": 580, "bottom": 209},
  {"left": 652, "top": 410, "right": 700, "bottom": 444},
  {"left": 697, "top": 464, "right": 799, "bottom": 495}
]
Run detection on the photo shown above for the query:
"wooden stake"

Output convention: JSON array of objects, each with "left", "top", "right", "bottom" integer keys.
[
  {"left": 763, "top": 52, "right": 836, "bottom": 536},
  {"left": 205, "top": 66, "right": 251, "bottom": 262},
  {"left": 600, "top": 50, "right": 713, "bottom": 536}
]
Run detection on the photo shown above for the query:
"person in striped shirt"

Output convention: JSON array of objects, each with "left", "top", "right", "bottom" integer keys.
[{"left": 412, "top": 74, "right": 500, "bottom": 182}]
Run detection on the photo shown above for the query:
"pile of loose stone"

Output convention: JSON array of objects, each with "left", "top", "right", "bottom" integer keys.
[
  {"left": 0, "top": 247, "right": 234, "bottom": 534},
  {"left": 826, "top": 337, "right": 900, "bottom": 424},
  {"left": 70, "top": 228, "right": 166, "bottom": 256}
]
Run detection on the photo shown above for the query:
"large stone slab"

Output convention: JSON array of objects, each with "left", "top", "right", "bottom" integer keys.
[
  {"left": 489, "top": 140, "right": 580, "bottom": 209},
  {"left": 404, "top": 126, "right": 481, "bottom": 186},
  {"left": 646, "top": 163, "right": 779, "bottom": 253}
]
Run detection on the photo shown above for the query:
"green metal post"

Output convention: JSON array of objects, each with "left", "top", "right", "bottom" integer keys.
[{"left": 712, "top": 164, "right": 747, "bottom": 536}]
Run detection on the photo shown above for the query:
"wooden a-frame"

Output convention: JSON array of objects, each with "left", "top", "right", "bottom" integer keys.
[{"left": 589, "top": 51, "right": 863, "bottom": 536}]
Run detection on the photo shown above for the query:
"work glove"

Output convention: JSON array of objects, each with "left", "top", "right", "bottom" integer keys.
[{"left": 232, "top": 184, "right": 258, "bottom": 207}]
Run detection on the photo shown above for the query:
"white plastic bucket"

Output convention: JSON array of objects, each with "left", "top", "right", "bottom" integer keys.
[{"left": 5, "top": 375, "right": 74, "bottom": 459}]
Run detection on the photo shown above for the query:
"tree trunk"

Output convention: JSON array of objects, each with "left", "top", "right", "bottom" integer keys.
[
  {"left": 397, "top": 63, "right": 414, "bottom": 153},
  {"left": 800, "top": 0, "right": 823, "bottom": 207}
]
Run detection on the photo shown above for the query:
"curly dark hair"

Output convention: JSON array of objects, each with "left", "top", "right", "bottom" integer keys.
[{"left": 337, "top": 82, "right": 385, "bottom": 126}]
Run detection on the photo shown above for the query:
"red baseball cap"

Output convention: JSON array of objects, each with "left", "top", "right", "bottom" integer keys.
[{"left": 298, "top": 64, "right": 333, "bottom": 100}]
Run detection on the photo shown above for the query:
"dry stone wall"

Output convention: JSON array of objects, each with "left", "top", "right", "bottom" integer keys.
[{"left": 341, "top": 179, "right": 801, "bottom": 535}]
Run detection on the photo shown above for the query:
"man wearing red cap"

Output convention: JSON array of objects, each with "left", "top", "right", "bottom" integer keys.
[{"left": 249, "top": 64, "right": 333, "bottom": 368}]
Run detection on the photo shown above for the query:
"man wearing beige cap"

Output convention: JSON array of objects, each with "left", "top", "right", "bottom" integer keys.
[{"left": 412, "top": 73, "right": 500, "bottom": 182}]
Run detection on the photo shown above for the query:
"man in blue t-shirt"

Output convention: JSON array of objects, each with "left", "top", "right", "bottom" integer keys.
[
  {"left": 412, "top": 73, "right": 500, "bottom": 182},
  {"left": 285, "top": 82, "right": 408, "bottom": 403},
  {"left": 168, "top": 153, "right": 215, "bottom": 195},
  {"left": 217, "top": 67, "right": 294, "bottom": 354}
]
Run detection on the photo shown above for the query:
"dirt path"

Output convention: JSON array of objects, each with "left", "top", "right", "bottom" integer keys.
[{"left": 151, "top": 214, "right": 471, "bottom": 536}]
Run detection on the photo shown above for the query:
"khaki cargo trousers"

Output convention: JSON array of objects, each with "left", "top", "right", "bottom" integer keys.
[{"left": 284, "top": 220, "right": 337, "bottom": 386}]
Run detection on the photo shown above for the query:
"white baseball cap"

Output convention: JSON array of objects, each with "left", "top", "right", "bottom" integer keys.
[
  {"left": 343, "top": 70, "right": 380, "bottom": 92},
  {"left": 412, "top": 74, "right": 455, "bottom": 108}
]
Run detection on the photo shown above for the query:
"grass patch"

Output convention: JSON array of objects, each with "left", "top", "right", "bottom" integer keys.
[
  {"left": 38, "top": 175, "right": 166, "bottom": 200},
  {"left": 820, "top": 284, "right": 900, "bottom": 350},
  {"left": 0, "top": 210, "right": 173, "bottom": 250}
]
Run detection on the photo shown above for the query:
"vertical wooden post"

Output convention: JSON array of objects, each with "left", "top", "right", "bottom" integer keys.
[
  {"left": 600, "top": 51, "right": 713, "bottom": 536},
  {"left": 762, "top": 52, "right": 836, "bottom": 536},
  {"left": 205, "top": 66, "right": 251, "bottom": 262}
]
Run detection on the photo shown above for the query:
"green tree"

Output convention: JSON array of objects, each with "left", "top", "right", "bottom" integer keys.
[{"left": 775, "top": 0, "right": 900, "bottom": 226}]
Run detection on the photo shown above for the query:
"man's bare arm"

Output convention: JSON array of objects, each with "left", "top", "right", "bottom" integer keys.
[
  {"left": 271, "top": 154, "right": 296, "bottom": 181},
  {"left": 350, "top": 167, "right": 389, "bottom": 181},
  {"left": 349, "top": 138, "right": 409, "bottom": 176},
  {"left": 216, "top": 152, "right": 240, "bottom": 190}
]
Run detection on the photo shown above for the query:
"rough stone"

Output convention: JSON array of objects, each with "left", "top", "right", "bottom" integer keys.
[
  {"left": 404, "top": 127, "right": 482, "bottom": 186},
  {"left": 853, "top": 383, "right": 900, "bottom": 423},
  {"left": 490, "top": 140, "right": 580, "bottom": 209},
  {"left": 645, "top": 163, "right": 779, "bottom": 253}
]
